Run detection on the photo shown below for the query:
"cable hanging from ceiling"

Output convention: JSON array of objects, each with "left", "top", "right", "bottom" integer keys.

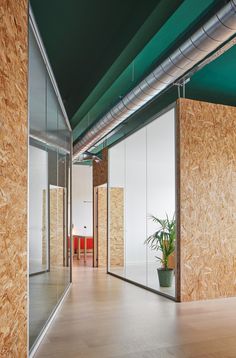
[{"left": 73, "top": 0, "right": 236, "bottom": 160}]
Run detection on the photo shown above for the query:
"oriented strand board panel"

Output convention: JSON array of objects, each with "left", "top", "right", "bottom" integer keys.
[
  {"left": 97, "top": 187, "right": 107, "bottom": 267},
  {"left": 177, "top": 98, "right": 236, "bottom": 302},
  {"left": 109, "top": 188, "right": 124, "bottom": 267},
  {"left": 50, "top": 188, "right": 65, "bottom": 267},
  {"left": 93, "top": 148, "right": 108, "bottom": 187},
  {"left": 42, "top": 189, "right": 47, "bottom": 266},
  {"left": 93, "top": 148, "right": 108, "bottom": 267},
  {"left": 0, "top": 0, "right": 28, "bottom": 356}
]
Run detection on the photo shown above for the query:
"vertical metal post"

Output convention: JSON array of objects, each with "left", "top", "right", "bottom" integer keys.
[
  {"left": 47, "top": 153, "right": 51, "bottom": 273},
  {"left": 93, "top": 186, "right": 98, "bottom": 268},
  {"left": 70, "top": 134, "right": 73, "bottom": 282},
  {"left": 106, "top": 152, "right": 109, "bottom": 273},
  {"left": 65, "top": 154, "right": 69, "bottom": 267},
  {"left": 175, "top": 103, "right": 180, "bottom": 302}
]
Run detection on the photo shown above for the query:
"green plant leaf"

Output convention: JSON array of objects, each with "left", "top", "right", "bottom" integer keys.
[{"left": 145, "top": 213, "right": 176, "bottom": 269}]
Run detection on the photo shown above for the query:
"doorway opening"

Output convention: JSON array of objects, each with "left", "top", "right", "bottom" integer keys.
[{"left": 72, "top": 164, "right": 94, "bottom": 268}]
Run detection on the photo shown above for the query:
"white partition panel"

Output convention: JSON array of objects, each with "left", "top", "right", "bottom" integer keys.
[
  {"left": 29, "top": 145, "right": 48, "bottom": 274},
  {"left": 125, "top": 128, "right": 147, "bottom": 285},
  {"left": 147, "top": 108, "right": 176, "bottom": 295},
  {"left": 108, "top": 141, "right": 125, "bottom": 276},
  {"left": 108, "top": 107, "right": 176, "bottom": 298},
  {"left": 72, "top": 165, "right": 93, "bottom": 236}
]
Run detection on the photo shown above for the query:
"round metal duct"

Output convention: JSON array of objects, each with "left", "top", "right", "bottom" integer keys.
[{"left": 73, "top": 0, "right": 236, "bottom": 160}]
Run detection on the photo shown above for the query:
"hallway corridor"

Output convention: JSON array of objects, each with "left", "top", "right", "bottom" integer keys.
[{"left": 35, "top": 265, "right": 236, "bottom": 358}]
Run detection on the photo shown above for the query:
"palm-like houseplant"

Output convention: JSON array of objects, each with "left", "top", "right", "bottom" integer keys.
[{"left": 145, "top": 214, "right": 176, "bottom": 287}]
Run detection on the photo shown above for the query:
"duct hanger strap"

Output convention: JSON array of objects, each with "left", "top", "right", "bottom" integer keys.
[
  {"left": 174, "top": 77, "right": 190, "bottom": 99},
  {"left": 73, "top": 0, "right": 236, "bottom": 160}
]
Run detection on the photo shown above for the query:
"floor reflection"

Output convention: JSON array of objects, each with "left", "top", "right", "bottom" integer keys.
[
  {"left": 29, "top": 267, "right": 70, "bottom": 349},
  {"left": 110, "top": 262, "right": 175, "bottom": 298},
  {"left": 73, "top": 253, "right": 93, "bottom": 268}
]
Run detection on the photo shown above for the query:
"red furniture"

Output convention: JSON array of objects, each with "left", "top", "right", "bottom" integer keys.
[{"left": 72, "top": 236, "right": 93, "bottom": 251}]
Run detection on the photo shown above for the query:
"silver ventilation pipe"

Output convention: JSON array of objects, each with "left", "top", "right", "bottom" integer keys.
[
  {"left": 73, "top": 0, "right": 236, "bottom": 159},
  {"left": 76, "top": 151, "right": 102, "bottom": 163}
]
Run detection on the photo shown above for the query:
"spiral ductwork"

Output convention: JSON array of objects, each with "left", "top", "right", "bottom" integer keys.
[{"left": 73, "top": 0, "right": 236, "bottom": 159}]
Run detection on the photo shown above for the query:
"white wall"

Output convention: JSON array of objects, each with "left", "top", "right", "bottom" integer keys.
[
  {"left": 109, "top": 108, "right": 176, "bottom": 267},
  {"left": 147, "top": 108, "right": 176, "bottom": 265},
  {"left": 125, "top": 128, "right": 147, "bottom": 265},
  {"left": 72, "top": 165, "right": 93, "bottom": 236},
  {"left": 109, "top": 141, "right": 125, "bottom": 187},
  {"left": 29, "top": 145, "right": 48, "bottom": 272}
]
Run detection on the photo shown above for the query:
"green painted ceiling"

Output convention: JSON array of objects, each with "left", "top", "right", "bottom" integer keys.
[
  {"left": 92, "top": 43, "right": 236, "bottom": 154},
  {"left": 31, "top": 0, "right": 236, "bottom": 151},
  {"left": 30, "top": 0, "right": 164, "bottom": 116}
]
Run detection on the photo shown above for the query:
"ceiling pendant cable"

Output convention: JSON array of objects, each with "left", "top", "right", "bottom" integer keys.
[{"left": 73, "top": 0, "right": 236, "bottom": 160}]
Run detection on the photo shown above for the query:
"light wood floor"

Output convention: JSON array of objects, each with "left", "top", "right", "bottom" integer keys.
[{"left": 35, "top": 261, "right": 236, "bottom": 358}]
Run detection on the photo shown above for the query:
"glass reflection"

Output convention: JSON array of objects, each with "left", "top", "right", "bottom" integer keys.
[
  {"left": 125, "top": 128, "right": 147, "bottom": 286},
  {"left": 108, "top": 141, "right": 126, "bottom": 277},
  {"left": 108, "top": 108, "right": 176, "bottom": 298},
  {"left": 29, "top": 26, "right": 71, "bottom": 351},
  {"left": 146, "top": 109, "right": 176, "bottom": 296}
]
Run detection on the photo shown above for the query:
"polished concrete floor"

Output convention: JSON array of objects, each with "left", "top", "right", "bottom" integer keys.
[{"left": 35, "top": 261, "right": 236, "bottom": 358}]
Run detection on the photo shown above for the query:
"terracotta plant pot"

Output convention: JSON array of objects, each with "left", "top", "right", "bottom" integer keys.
[{"left": 157, "top": 268, "right": 174, "bottom": 287}]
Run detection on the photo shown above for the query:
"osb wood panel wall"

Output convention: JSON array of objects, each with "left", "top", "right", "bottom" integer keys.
[
  {"left": 50, "top": 188, "right": 65, "bottom": 268},
  {"left": 0, "top": 0, "right": 28, "bottom": 356},
  {"left": 110, "top": 188, "right": 124, "bottom": 267},
  {"left": 97, "top": 187, "right": 107, "bottom": 267},
  {"left": 93, "top": 148, "right": 108, "bottom": 267},
  {"left": 42, "top": 189, "right": 47, "bottom": 266},
  {"left": 93, "top": 148, "right": 108, "bottom": 187},
  {"left": 177, "top": 98, "right": 236, "bottom": 302}
]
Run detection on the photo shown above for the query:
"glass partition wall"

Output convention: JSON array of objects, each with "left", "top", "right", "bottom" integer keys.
[
  {"left": 29, "top": 24, "right": 71, "bottom": 351},
  {"left": 108, "top": 108, "right": 176, "bottom": 299}
]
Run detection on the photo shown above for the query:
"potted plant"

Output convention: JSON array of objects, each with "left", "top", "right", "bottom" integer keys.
[{"left": 145, "top": 214, "right": 176, "bottom": 287}]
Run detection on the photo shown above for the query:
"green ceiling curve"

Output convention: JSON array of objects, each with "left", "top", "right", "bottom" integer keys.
[
  {"left": 72, "top": 0, "right": 221, "bottom": 143},
  {"left": 31, "top": 0, "right": 161, "bottom": 118},
  {"left": 70, "top": 0, "right": 184, "bottom": 128},
  {"left": 91, "top": 43, "right": 236, "bottom": 154}
]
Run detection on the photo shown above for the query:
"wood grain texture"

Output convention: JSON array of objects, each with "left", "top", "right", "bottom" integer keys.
[
  {"left": 97, "top": 187, "right": 107, "bottom": 267},
  {"left": 93, "top": 148, "right": 108, "bottom": 267},
  {"left": 109, "top": 188, "right": 124, "bottom": 267},
  {"left": 93, "top": 148, "right": 108, "bottom": 187},
  {"left": 50, "top": 188, "right": 65, "bottom": 267},
  {"left": 35, "top": 261, "right": 236, "bottom": 358},
  {"left": 0, "top": 0, "right": 28, "bottom": 356},
  {"left": 42, "top": 189, "right": 47, "bottom": 266},
  {"left": 177, "top": 98, "right": 236, "bottom": 302}
]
